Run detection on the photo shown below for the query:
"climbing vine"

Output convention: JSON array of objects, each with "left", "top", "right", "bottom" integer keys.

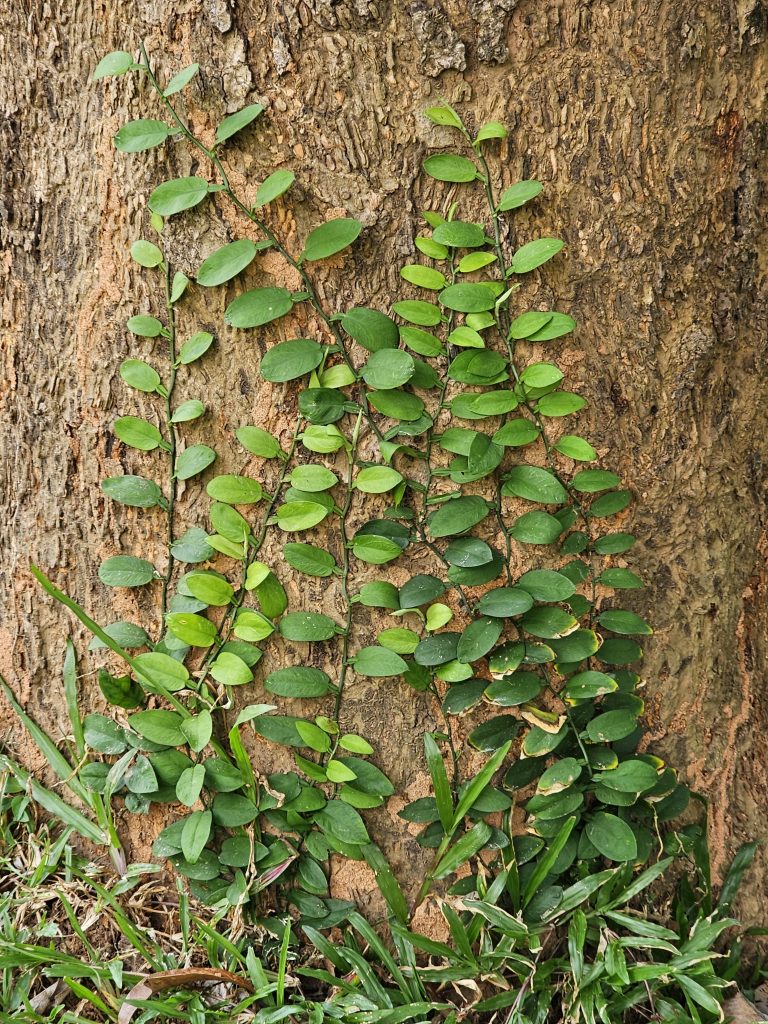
[{"left": 23, "top": 45, "right": 700, "bottom": 926}]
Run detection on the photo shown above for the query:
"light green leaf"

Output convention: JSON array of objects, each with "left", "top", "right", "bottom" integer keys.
[
  {"left": 302, "top": 218, "right": 362, "bottom": 262},
  {"left": 215, "top": 103, "right": 264, "bottom": 144}
]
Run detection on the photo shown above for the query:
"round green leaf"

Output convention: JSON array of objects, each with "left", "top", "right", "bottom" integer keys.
[
  {"left": 279, "top": 612, "right": 337, "bottom": 641},
  {"left": 114, "top": 119, "right": 170, "bottom": 153},
  {"left": 261, "top": 339, "right": 324, "bottom": 382},
  {"left": 175, "top": 444, "right": 216, "bottom": 481},
  {"left": 362, "top": 349, "right": 415, "bottom": 390},
  {"left": 422, "top": 154, "right": 478, "bottom": 182},
  {"left": 439, "top": 283, "right": 497, "bottom": 313},
  {"left": 432, "top": 221, "right": 486, "bottom": 248},
  {"left": 354, "top": 466, "right": 404, "bottom": 494},
  {"left": 255, "top": 169, "right": 295, "bottom": 206},
  {"left": 196, "top": 239, "right": 258, "bottom": 287},
  {"left": 215, "top": 103, "right": 264, "bottom": 144},
  {"left": 114, "top": 416, "right": 164, "bottom": 451},
  {"left": 498, "top": 180, "right": 543, "bottom": 212},
  {"left": 131, "top": 240, "right": 164, "bottom": 267},
  {"left": 353, "top": 646, "right": 408, "bottom": 678},
  {"left": 302, "top": 218, "right": 362, "bottom": 262},
  {"left": 99, "top": 555, "right": 155, "bottom": 588},
  {"left": 206, "top": 475, "right": 262, "bottom": 504},
  {"left": 585, "top": 812, "right": 637, "bottom": 862},
  {"left": 511, "top": 237, "right": 564, "bottom": 274},
  {"left": 225, "top": 287, "right": 294, "bottom": 329},
  {"left": 120, "top": 358, "right": 161, "bottom": 393},
  {"left": 210, "top": 652, "right": 253, "bottom": 686},
  {"left": 341, "top": 307, "right": 399, "bottom": 352},
  {"left": 101, "top": 475, "right": 162, "bottom": 509},
  {"left": 148, "top": 176, "right": 209, "bottom": 217}
]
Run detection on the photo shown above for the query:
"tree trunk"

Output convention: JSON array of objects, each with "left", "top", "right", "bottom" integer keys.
[{"left": 1, "top": 0, "right": 766, "bottom": 919}]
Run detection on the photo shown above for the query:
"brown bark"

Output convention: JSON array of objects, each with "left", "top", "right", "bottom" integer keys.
[{"left": 1, "top": 1, "right": 766, "bottom": 917}]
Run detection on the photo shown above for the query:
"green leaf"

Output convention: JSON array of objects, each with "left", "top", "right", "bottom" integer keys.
[
  {"left": 283, "top": 542, "right": 337, "bottom": 577},
  {"left": 82, "top": 713, "right": 128, "bottom": 755},
  {"left": 302, "top": 218, "right": 362, "bottom": 262},
  {"left": 392, "top": 299, "right": 442, "bottom": 327},
  {"left": 599, "top": 568, "right": 644, "bottom": 590},
  {"left": 175, "top": 444, "right": 216, "bottom": 481},
  {"left": 101, "top": 475, "right": 162, "bottom": 509},
  {"left": 129, "top": 710, "right": 186, "bottom": 747},
  {"left": 475, "top": 121, "right": 507, "bottom": 143},
  {"left": 598, "top": 610, "right": 652, "bottom": 636},
  {"left": 596, "top": 760, "right": 658, "bottom": 794},
  {"left": 457, "top": 617, "right": 503, "bottom": 663},
  {"left": 510, "top": 510, "right": 563, "bottom": 545},
  {"left": 206, "top": 475, "right": 262, "bottom": 504},
  {"left": 265, "top": 667, "right": 332, "bottom": 698},
  {"left": 434, "top": 822, "right": 493, "bottom": 879},
  {"left": 93, "top": 50, "right": 134, "bottom": 79},
  {"left": 210, "top": 651, "right": 253, "bottom": 686},
  {"left": 236, "top": 425, "right": 282, "bottom": 458},
  {"left": 511, "top": 238, "right": 564, "bottom": 274},
  {"left": 181, "top": 711, "right": 213, "bottom": 753},
  {"left": 88, "top": 621, "right": 149, "bottom": 651},
  {"left": 503, "top": 466, "right": 568, "bottom": 504},
  {"left": 400, "top": 264, "right": 447, "bottom": 290},
  {"left": 316, "top": 800, "right": 370, "bottom": 846},
  {"left": 225, "top": 287, "right": 294, "bottom": 329},
  {"left": 555, "top": 435, "right": 597, "bottom": 461},
  {"left": 422, "top": 154, "right": 478, "bottom": 182},
  {"left": 477, "top": 587, "right": 533, "bottom": 618},
  {"left": 517, "top": 569, "right": 576, "bottom": 602},
  {"left": 377, "top": 628, "right": 419, "bottom": 654},
  {"left": 186, "top": 573, "right": 234, "bottom": 606},
  {"left": 429, "top": 495, "right": 489, "bottom": 538},
  {"left": 181, "top": 809, "right": 212, "bottom": 863},
  {"left": 177, "top": 765, "right": 206, "bottom": 806},
  {"left": 368, "top": 389, "right": 425, "bottom": 421},
  {"left": 354, "top": 646, "right": 408, "bottom": 677},
  {"left": 279, "top": 612, "right": 337, "bottom": 642},
  {"left": 537, "top": 391, "right": 586, "bottom": 416},
  {"left": 127, "top": 314, "right": 164, "bottom": 337},
  {"left": 163, "top": 63, "right": 200, "bottom": 96},
  {"left": 171, "top": 527, "right": 214, "bottom": 563},
  {"left": 572, "top": 469, "right": 622, "bottom": 493},
  {"left": 498, "top": 180, "right": 543, "bottom": 212},
  {"left": 275, "top": 500, "right": 328, "bottom": 531},
  {"left": 255, "top": 169, "right": 296, "bottom": 206},
  {"left": 99, "top": 555, "right": 155, "bottom": 588},
  {"left": 564, "top": 671, "right": 618, "bottom": 700},
  {"left": 131, "top": 240, "right": 164, "bottom": 267},
  {"left": 114, "top": 119, "right": 170, "bottom": 152},
  {"left": 166, "top": 612, "right": 217, "bottom": 648},
  {"left": 585, "top": 812, "right": 637, "bottom": 862},
  {"left": 290, "top": 465, "right": 338, "bottom": 492},
  {"left": 439, "top": 283, "right": 498, "bottom": 313},
  {"left": 432, "top": 221, "right": 485, "bottom": 248},
  {"left": 133, "top": 652, "right": 190, "bottom": 693},
  {"left": 341, "top": 307, "right": 399, "bottom": 352},
  {"left": 196, "top": 239, "right": 258, "bottom": 287},
  {"left": 354, "top": 466, "right": 403, "bottom": 493},
  {"left": 148, "top": 176, "right": 209, "bottom": 216},
  {"left": 232, "top": 609, "right": 274, "bottom": 642},
  {"left": 424, "top": 734, "right": 454, "bottom": 831},
  {"left": 114, "top": 416, "right": 164, "bottom": 451},
  {"left": 178, "top": 331, "right": 214, "bottom": 365},
  {"left": 362, "top": 349, "right": 415, "bottom": 390},
  {"left": 171, "top": 400, "right": 205, "bottom": 423},
  {"left": 120, "top": 358, "right": 161, "bottom": 393},
  {"left": 424, "top": 104, "right": 465, "bottom": 130},
  {"left": 586, "top": 710, "right": 638, "bottom": 743},
  {"left": 458, "top": 251, "right": 496, "bottom": 273},
  {"left": 399, "top": 574, "right": 446, "bottom": 608},
  {"left": 520, "top": 362, "right": 564, "bottom": 390},
  {"left": 261, "top": 339, "right": 324, "bottom": 382},
  {"left": 215, "top": 103, "right": 264, "bottom": 144}
]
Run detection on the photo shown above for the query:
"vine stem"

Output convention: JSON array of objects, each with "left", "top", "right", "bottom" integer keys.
[{"left": 160, "top": 261, "right": 179, "bottom": 621}]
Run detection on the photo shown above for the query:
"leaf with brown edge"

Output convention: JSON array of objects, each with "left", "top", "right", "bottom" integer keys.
[{"left": 118, "top": 968, "right": 254, "bottom": 1024}]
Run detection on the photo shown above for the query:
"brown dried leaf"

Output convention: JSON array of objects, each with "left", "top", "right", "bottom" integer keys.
[{"left": 118, "top": 967, "right": 254, "bottom": 1024}]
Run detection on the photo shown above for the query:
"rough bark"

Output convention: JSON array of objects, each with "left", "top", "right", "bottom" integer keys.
[{"left": 1, "top": 0, "right": 766, "bottom": 917}]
